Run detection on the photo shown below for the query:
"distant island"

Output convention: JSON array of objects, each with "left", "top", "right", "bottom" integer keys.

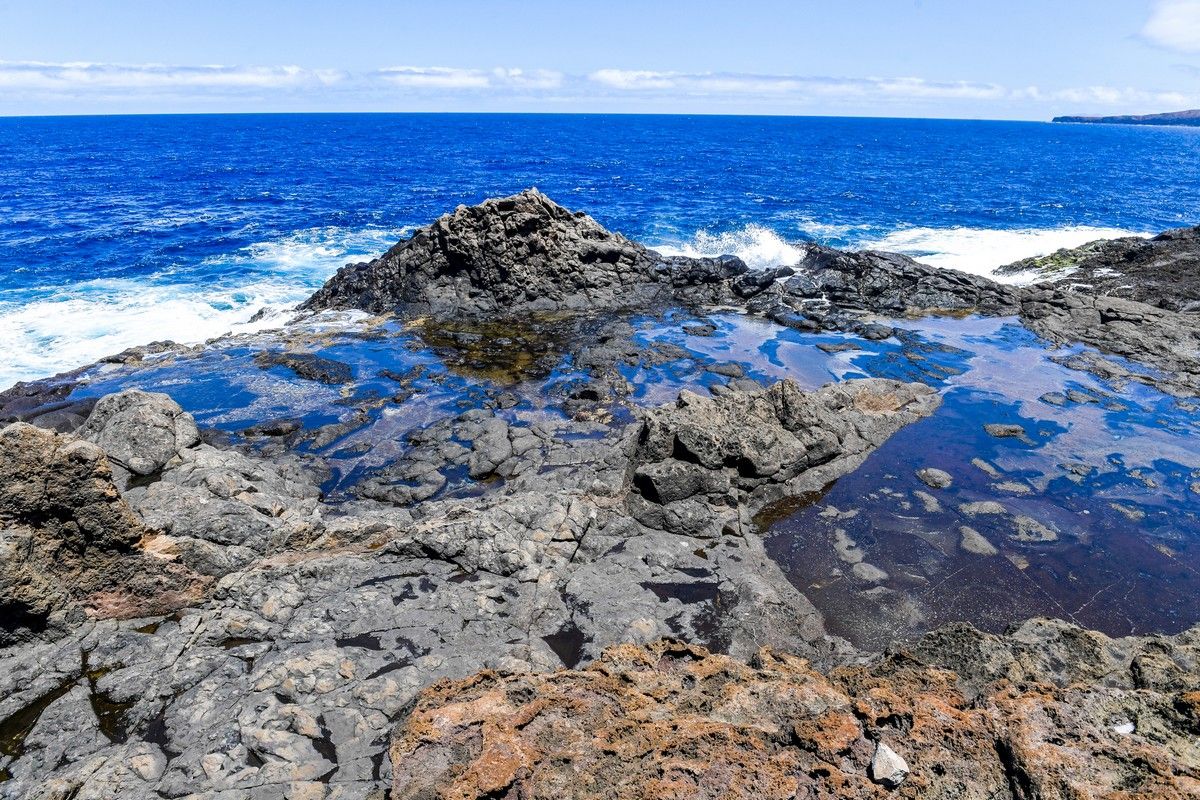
[{"left": 1053, "top": 109, "right": 1200, "bottom": 126}]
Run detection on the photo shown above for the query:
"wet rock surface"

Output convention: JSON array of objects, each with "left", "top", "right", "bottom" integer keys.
[
  {"left": 391, "top": 623, "right": 1200, "bottom": 800},
  {"left": 0, "top": 192, "right": 1198, "bottom": 798}
]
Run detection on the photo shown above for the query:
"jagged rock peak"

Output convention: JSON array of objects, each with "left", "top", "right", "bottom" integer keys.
[{"left": 302, "top": 188, "right": 749, "bottom": 317}]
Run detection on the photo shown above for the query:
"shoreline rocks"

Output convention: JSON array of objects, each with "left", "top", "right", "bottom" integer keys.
[{"left": 0, "top": 191, "right": 1198, "bottom": 798}]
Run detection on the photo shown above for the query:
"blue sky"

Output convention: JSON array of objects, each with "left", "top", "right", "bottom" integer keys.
[{"left": 1, "top": 0, "right": 1198, "bottom": 118}]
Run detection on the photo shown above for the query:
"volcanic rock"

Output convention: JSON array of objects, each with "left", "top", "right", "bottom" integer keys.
[
  {"left": 302, "top": 188, "right": 749, "bottom": 317},
  {"left": 997, "top": 225, "right": 1200, "bottom": 312},
  {"left": 390, "top": 621, "right": 1200, "bottom": 800},
  {"left": 0, "top": 422, "right": 206, "bottom": 643}
]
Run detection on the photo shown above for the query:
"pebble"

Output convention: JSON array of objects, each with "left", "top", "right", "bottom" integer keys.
[
  {"left": 852, "top": 562, "right": 889, "bottom": 583},
  {"left": 960, "top": 526, "right": 999, "bottom": 556},
  {"left": 971, "top": 458, "right": 1003, "bottom": 478},
  {"left": 984, "top": 423, "right": 1028, "bottom": 440},
  {"left": 959, "top": 500, "right": 1007, "bottom": 516},
  {"left": 1014, "top": 515, "right": 1058, "bottom": 542},
  {"left": 915, "top": 467, "right": 953, "bottom": 489},
  {"left": 870, "top": 741, "right": 910, "bottom": 787}
]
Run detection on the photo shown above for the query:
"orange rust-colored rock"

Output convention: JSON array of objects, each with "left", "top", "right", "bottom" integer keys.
[{"left": 391, "top": 630, "right": 1200, "bottom": 800}]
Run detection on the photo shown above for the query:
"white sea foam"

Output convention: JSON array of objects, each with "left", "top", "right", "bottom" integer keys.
[
  {"left": 855, "top": 226, "right": 1148, "bottom": 282},
  {"left": 0, "top": 226, "right": 405, "bottom": 390},
  {"left": 649, "top": 225, "right": 806, "bottom": 271}
]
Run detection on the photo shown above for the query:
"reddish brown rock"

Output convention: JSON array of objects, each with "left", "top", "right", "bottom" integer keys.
[{"left": 391, "top": 628, "right": 1200, "bottom": 800}]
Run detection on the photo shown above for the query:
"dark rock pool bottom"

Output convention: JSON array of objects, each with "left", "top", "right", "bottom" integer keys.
[{"left": 45, "top": 306, "right": 1200, "bottom": 650}]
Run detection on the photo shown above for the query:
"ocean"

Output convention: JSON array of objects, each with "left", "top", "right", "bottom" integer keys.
[{"left": 1, "top": 112, "right": 1198, "bottom": 389}]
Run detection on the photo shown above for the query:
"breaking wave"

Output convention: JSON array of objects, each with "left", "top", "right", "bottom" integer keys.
[{"left": 0, "top": 226, "right": 404, "bottom": 390}]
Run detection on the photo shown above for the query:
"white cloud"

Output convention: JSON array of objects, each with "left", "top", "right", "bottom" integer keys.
[
  {"left": 589, "top": 69, "right": 680, "bottom": 90},
  {"left": 1142, "top": 0, "right": 1200, "bottom": 53},
  {"left": 1049, "top": 85, "right": 1192, "bottom": 108},
  {"left": 376, "top": 66, "right": 491, "bottom": 89},
  {"left": 0, "top": 61, "right": 343, "bottom": 91},
  {"left": 590, "top": 71, "right": 1022, "bottom": 103},
  {"left": 377, "top": 66, "right": 564, "bottom": 91},
  {"left": 0, "top": 60, "right": 1194, "bottom": 116}
]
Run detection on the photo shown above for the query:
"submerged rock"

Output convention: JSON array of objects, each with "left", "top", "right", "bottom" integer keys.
[{"left": 629, "top": 378, "right": 940, "bottom": 537}]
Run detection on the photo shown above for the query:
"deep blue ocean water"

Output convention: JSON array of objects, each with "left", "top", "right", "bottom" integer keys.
[{"left": 1, "top": 113, "right": 1199, "bottom": 388}]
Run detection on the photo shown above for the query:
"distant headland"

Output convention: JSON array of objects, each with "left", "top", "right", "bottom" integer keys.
[{"left": 1053, "top": 109, "right": 1200, "bottom": 126}]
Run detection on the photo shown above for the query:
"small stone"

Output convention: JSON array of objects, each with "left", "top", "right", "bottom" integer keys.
[
  {"left": 994, "top": 480, "right": 1032, "bottom": 495},
  {"left": 816, "top": 341, "right": 861, "bottom": 354},
  {"left": 913, "top": 490, "right": 941, "bottom": 513},
  {"left": 960, "top": 526, "right": 998, "bottom": 556},
  {"left": 832, "top": 529, "right": 864, "bottom": 564},
  {"left": 971, "top": 458, "right": 1003, "bottom": 478},
  {"left": 1111, "top": 721, "right": 1135, "bottom": 735},
  {"left": 706, "top": 361, "right": 745, "bottom": 379},
  {"left": 959, "top": 501, "right": 1006, "bottom": 516},
  {"left": 1191, "top": 482, "right": 1200, "bottom": 495},
  {"left": 915, "top": 467, "right": 953, "bottom": 489},
  {"left": 984, "top": 423, "right": 1031, "bottom": 443},
  {"left": 1039, "top": 392, "right": 1067, "bottom": 406},
  {"left": 1014, "top": 515, "right": 1058, "bottom": 542},
  {"left": 870, "top": 741, "right": 909, "bottom": 787},
  {"left": 852, "top": 562, "right": 889, "bottom": 583},
  {"left": 1109, "top": 502, "right": 1145, "bottom": 521}
]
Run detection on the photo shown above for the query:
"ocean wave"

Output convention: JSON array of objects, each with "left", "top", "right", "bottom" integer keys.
[
  {"left": 855, "top": 225, "right": 1147, "bottom": 281},
  {"left": 0, "top": 226, "right": 405, "bottom": 390},
  {"left": 648, "top": 225, "right": 806, "bottom": 270}
]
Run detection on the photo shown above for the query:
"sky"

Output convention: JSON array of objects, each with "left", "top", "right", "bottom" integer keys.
[{"left": 0, "top": 0, "right": 1198, "bottom": 118}]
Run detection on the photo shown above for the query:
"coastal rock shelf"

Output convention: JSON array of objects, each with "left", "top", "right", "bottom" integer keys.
[{"left": 0, "top": 190, "right": 1198, "bottom": 798}]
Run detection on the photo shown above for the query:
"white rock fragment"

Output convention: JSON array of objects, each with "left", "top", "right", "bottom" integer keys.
[
  {"left": 832, "top": 529, "right": 865, "bottom": 564},
  {"left": 870, "top": 741, "right": 909, "bottom": 787},
  {"left": 1111, "top": 721, "right": 1135, "bottom": 735},
  {"left": 1014, "top": 515, "right": 1058, "bottom": 542}
]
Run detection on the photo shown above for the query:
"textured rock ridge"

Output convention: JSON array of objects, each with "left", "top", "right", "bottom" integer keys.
[
  {"left": 391, "top": 621, "right": 1200, "bottom": 800},
  {"left": 302, "top": 188, "right": 749, "bottom": 317},
  {"left": 996, "top": 225, "right": 1200, "bottom": 312}
]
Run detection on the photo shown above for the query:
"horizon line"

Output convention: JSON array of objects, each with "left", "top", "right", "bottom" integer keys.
[{"left": 0, "top": 109, "right": 1067, "bottom": 123}]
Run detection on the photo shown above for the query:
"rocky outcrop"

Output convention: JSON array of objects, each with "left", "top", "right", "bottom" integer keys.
[
  {"left": 1020, "top": 288, "right": 1200, "bottom": 394},
  {"left": 78, "top": 389, "right": 201, "bottom": 480},
  {"left": 0, "top": 422, "right": 206, "bottom": 643},
  {"left": 996, "top": 225, "right": 1200, "bottom": 313},
  {"left": 777, "top": 244, "right": 1023, "bottom": 317},
  {"left": 302, "top": 188, "right": 749, "bottom": 317},
  {"left": 2, "top": 191, "right": 1199, "bottom": 798},
  {"left": 629, "top": 378, "right": 940, "bottom": 537},
  {"left": 391, "top": 620, "right": 1200, "bottom": 800}
]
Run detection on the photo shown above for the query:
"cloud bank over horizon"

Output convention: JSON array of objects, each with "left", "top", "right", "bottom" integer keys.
[
  {"left": 0, "top": 59, "right": 1196, "bottom": 119},
  {"left": 1, "top": 1, "right": 1197, "bottom": 118}
]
